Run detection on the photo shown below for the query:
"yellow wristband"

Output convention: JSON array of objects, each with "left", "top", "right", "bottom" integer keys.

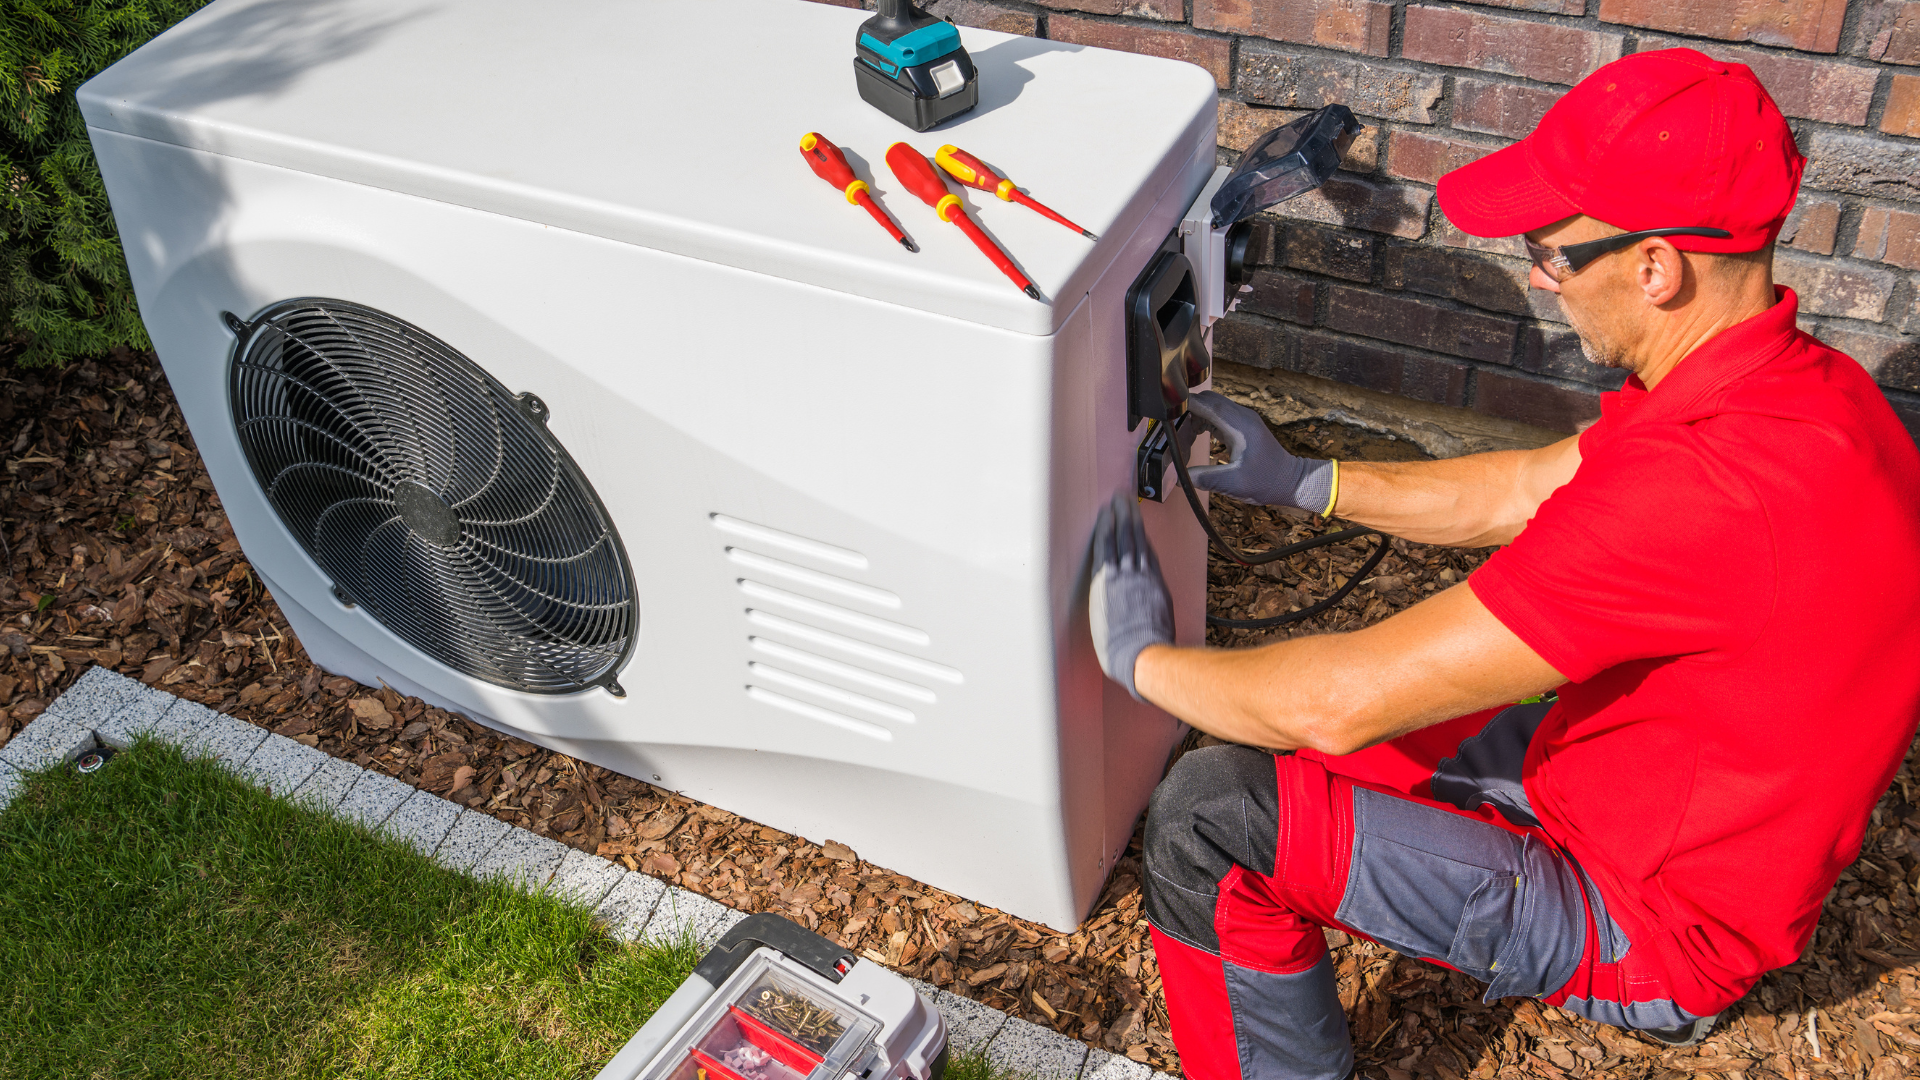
[{"left": 1321, "top": 459, "right": 1340, "bottom": 517}]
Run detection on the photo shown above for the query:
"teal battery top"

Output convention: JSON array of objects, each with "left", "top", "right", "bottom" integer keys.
[{"left": 856, "top": 20, "right": 960, "bottom": 76}]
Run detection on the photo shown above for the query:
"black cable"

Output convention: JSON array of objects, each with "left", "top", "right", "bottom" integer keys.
[
  {"left": 1158, "top": 417, "right": 1392, "bottom": 629},
  {"left": 1206, "top": 538, "right": 1390, "bottom": 629}
]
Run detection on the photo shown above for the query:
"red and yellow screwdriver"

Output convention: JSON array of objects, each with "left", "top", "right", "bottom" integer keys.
[
  {"left": 800, "top": 132, "right": 917, "bottom": 252},
  {"left": 935, "top": 145, "right": 1096, "bottom": 240},
  {"left": 885, "top": 142, "right": 1041, "bottom": 301}
]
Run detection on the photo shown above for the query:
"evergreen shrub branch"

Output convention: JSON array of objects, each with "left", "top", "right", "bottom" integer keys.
[{"left": 2, "top": 0, "right": 212, "bottom": 368}]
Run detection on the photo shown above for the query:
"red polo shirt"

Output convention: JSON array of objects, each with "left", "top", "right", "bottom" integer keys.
[{"left": 1471, "top": 288, "right": 1920, "bottom": 1015}]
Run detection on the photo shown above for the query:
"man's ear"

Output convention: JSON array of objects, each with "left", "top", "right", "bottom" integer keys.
[{"left": 1634, "top": 237, "right": 1687, "bottom": 306}]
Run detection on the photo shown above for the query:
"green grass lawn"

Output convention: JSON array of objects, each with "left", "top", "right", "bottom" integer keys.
[{"left": 0, "top": 739, "right": 704, "bottom": 1080}]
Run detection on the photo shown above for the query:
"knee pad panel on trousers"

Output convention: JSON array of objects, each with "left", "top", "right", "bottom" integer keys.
[
  {"left": 1145, "top": 745, "right": 1281, "bottom": 952},
  {"left": 1223, "top": 954, "right": 1355, "bottom": 1080},
  {"left": 1337, "top": 788, "right": 1587, "bottom": 1002}
]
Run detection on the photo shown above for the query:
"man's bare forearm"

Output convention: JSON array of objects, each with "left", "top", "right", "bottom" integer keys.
[
  {"left": 1327, "top": 436, "right": 1583, "bottom": 547},
  {"left": 1131, "top": 632, "right": 1372, "bottom": 754},
  {"left": 1133, "top": 583, "right": 1568, "bottom": 753}
]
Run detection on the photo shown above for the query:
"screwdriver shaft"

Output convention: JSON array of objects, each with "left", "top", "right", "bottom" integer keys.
[
  {"left": 853, "top": 189, "right": 917, "bottom": 251},
  {"left": 950, "top": 210, "right": 1039, "bottom": 298},
  {"left": 1011, "top": 190, "right": 1095, "bottom": 239}
]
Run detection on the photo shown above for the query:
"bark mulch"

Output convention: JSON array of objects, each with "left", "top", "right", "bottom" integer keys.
[{"left": 5, "top": 348, "right": 1918, "bottom": 1079}]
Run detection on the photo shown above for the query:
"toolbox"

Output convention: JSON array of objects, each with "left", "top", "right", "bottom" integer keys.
[{"left": 596, "top": 915, "right": 946, "bottom": 1080}]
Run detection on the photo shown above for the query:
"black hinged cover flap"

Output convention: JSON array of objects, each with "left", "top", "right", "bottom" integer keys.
[{"left": 1209, "top": 105, "right": 1362, "bottom": 229}]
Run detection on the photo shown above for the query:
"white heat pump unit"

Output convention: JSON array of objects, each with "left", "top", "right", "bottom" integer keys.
[{"left": 80, "top": 0, "right": 1321, "bottom": 929}]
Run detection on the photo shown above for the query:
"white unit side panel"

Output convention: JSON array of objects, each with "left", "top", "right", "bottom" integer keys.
[
  {"left": 77, "top": 0, "right": 1220, "bottom": 336},
  {"left": 1043, "top": 166, "right": 1215, "bottom": 911},
  {"left": 96, "top": 131, "right": 1098, "bottom": 922}
]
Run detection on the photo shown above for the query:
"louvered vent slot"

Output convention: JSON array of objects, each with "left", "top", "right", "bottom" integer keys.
[
  {"left": 714, "top": 514, "right": 958, "bottom": 739},
  {"left": 229, "top": 299, "right": 636, "bottom": 694}
]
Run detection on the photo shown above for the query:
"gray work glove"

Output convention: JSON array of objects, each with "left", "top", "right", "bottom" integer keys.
[
  {"left": 1089, "top": 492, "right": 1174, "bottom": 702},
  {"left": 1184, "top": 390, "right": 1335, "bottom": 513}
]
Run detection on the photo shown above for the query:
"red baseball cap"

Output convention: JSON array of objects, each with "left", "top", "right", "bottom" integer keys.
[{"left": 1437, "top": 48, "right": 1805, "bottom": 252}]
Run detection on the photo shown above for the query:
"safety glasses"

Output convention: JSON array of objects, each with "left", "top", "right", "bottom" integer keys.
[{"left": 1524, "top": 227, "right": 1733, "bottom": 283}]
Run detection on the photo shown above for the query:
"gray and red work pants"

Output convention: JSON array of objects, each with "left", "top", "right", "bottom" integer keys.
[{"left": 1144, "top": 703, "right": 1708, "bottom": 1080}]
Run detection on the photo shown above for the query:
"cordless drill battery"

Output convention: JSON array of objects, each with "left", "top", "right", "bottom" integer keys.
[{"left": 853, "top": 0, "right": 978, "bottom": 132}]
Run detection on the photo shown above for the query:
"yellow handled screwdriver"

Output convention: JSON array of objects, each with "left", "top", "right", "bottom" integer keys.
[{"left": 934, "top": 145, "right": 1096, "bottom": 239}]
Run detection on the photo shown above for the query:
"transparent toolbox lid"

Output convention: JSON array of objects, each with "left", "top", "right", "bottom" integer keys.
[{"left": 644, "top": 951, "right": 882, "bottom": 1080}]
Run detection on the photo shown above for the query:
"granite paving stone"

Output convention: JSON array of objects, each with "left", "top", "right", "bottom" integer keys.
[
  {"left": 333, "top": 770, "right": 415, "bottom": 832},
  {"left": 379, "top": 790, "right": 464, "bottom": 858},
  {"left": 435, "top": 810, "right": 513, "bottom": 873},
  {"left": 0, "top": 714, "right": 96, "bottom": 773},
  {"left": 180, "top": 707, "right": 268, "bottom": 766},
  {"left": 0, "top": 763, "right": 21, "bottom": 813},
  {"left": 43, "top": 666, "right": 142, "bottom": 727},
  {"left": 93, "top": 687, "right": 190, "bottom": 750},
  {"left": 642, "top": 887, "right": 745, "bottom": 949},
  {"left": 549, "top": 848, "right": 627, "bottom": 910},
  {"left": 918, "top": 984, "right": 1008, "bottom": 1054},
  {"left": 1080, "top": 1050, "right": 1157, "bottom": 1080},
  {"left": 168, "top": 700, "right": 222, "bottom": 749},
  {"left": 595, "top": 871, "right": 669, "bottom": 941},
  {"left": 287, "top": 756, "right": 365, "bottom": 813},
  {"left": 471, "top": 829, "right": 571, "bottom": 889},
  {"left": 985, "top": 1015, "right": 1090, "bottom": 1080},
  {"left": 234, "top": 733, "right": 331, "bottom": 797},
  {"left": 147, "top": 700, "right": 211, "bottom": 747}
]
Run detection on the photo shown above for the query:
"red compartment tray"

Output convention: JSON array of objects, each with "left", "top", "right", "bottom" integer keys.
[
  {"left": 689, "top": 1045, "right": 750, "bottom": 1080},
  {"left": 729, "top": 1005, "right": 823, "bottom": 1072},
  {"left": 685, "top": 1005, "right": 825, "bottom": 1080}
]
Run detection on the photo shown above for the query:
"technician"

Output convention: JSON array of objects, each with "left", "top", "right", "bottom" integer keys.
[{"left": 1087, "top": 48, "right": 1920, "bottom": 1080}]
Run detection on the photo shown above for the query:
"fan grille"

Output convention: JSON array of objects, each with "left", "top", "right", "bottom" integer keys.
[{"left": 229, "top": 299, "right": 635, "bottom": 694}]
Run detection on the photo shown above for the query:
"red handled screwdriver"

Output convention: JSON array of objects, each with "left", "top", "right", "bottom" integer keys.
[
  {"left": 885, "top": 142, "right": 1041, "bottom": 301},
  {"left": 935, "top": 145, "right": 1096, "bottom": 239},
  {"left": 800, "top": 132, "right": 917, "bottom": 252}
]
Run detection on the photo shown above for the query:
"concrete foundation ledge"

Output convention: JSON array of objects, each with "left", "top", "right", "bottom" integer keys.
[{"left": 5, "top": 671, "right": 1180, "bottom": 1080}]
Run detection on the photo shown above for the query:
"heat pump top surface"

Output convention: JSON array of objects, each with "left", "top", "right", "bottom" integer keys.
[
  {"left": 82, "top": 0, "right": 1224, "bottom": 930},
  {"left": 79, "top": 0, "right": 1218, "bottom": 335}
]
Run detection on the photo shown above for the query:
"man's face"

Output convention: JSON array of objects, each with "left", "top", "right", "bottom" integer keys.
[{"left": 1525, "top": 215, "right": 1641, "bottom": 375}]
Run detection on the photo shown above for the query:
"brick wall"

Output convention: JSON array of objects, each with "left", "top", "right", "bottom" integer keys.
[{"left": 812, "top": 0, "right": 1920, "bottom": 437}]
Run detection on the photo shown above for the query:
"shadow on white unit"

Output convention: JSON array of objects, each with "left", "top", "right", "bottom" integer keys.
[{"left": 80, "top": 0, "right": 1323, "bottom": 928}]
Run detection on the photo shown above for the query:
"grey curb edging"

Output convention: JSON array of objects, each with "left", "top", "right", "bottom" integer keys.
[{"left": 7, "top": 667, "right": 1172, "bottom": 1080}]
